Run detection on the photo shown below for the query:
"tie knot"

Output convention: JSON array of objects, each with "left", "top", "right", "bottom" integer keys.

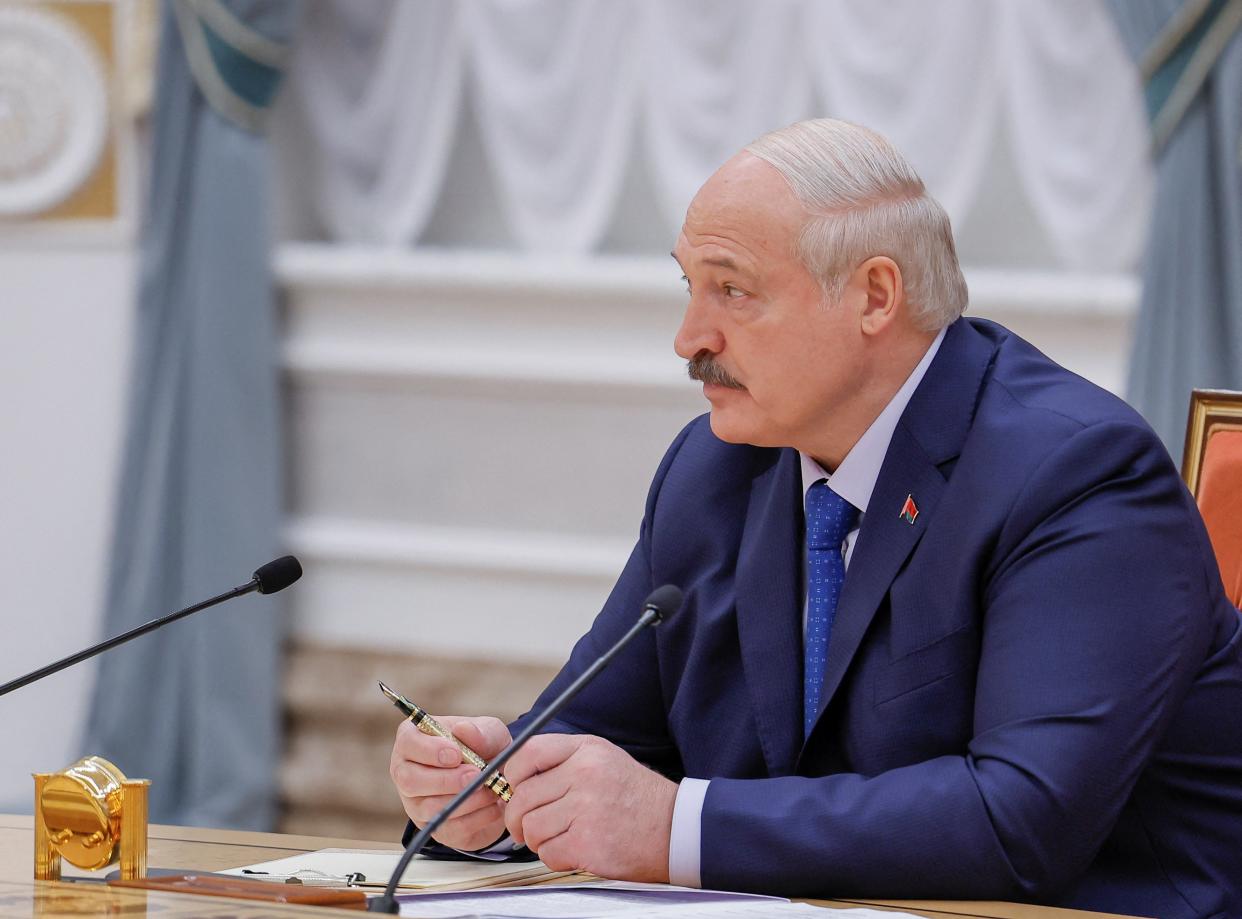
[{"left": 805, "top": 480, "right": 859, "bottom": 551}]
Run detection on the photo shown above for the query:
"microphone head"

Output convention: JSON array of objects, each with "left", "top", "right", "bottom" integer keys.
[
  {"left": 253, "top": 556, "right": 303, "bottom": 594},
  {"left": 642, "top": 584, "right": 683, "bottom": 623}
]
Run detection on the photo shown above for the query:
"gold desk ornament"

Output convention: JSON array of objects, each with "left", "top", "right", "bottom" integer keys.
[{"left": 33, "top": 756, "right": 149, "bottom": 881}]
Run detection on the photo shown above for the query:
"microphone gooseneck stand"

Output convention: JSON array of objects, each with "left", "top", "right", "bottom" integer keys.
[
  {"left": 0, "top": 555, "right": 303, "bottom": 699},
  {"left": 368, "top": 584, "right": 683, "bottom": 914}
]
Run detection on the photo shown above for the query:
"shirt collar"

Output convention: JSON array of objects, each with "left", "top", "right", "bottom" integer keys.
[{"left": 800, "top": 326, "right": 946, "bottom": 513}]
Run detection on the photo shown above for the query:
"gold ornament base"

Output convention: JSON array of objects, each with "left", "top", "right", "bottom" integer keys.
[{"left": 33, "top": 756, "right": 149, "bottom": 881}]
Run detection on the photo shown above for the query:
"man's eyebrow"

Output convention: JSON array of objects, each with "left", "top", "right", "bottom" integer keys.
[{"left": 668, "top": 251, "right": 749, "bottom": 274}]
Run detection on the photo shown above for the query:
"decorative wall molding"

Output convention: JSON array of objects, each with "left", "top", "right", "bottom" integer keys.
[
  {"left": 284, "top": 341, "right": 688, "bottom": 397},
  {"left": 277, "top": 244, "right": 1138, "bottom": 393},
  {"left": 0, "top": 5, "right": 108, "bottom": 216},
  {"left": 282, "top": 549, "right": 620, "bottom": 664},
  {"left": 0, "top": 0, "right": 138, "bottom": 244},
  {"left": 288, "top": 516, "right": 631, "bottom": 581},
  {"left": 276, "top": 244, "right": 1139, "bottom": 318},
  {"left": 276, "top": 244, "right": 682, "bottom": 297}
]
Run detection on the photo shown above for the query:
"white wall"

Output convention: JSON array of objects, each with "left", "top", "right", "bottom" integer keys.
[{"left": 0, "top": 246, "right": 135, "bottom": 812}]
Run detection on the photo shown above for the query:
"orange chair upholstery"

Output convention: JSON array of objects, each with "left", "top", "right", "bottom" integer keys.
[
  {"left": 1196, "top": 429, "right": 1242, "bottom": 607},
  {"left": 1183, "top": 390, "right": 1242, "bottom": 608}
]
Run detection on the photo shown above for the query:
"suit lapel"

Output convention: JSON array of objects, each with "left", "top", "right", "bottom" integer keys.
[
  {"left": 734, "top": 448, "right": 804, "bottom": 777},
  {"left": 807, "top": 318, "right": 999, "bottom": 735},
  {"left": 811, "top": 427, "right": 944, "bottom": 722}
]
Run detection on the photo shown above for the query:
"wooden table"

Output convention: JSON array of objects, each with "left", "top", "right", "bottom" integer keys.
[{"left": 0, "top": 815, "right": 1143, "bottom": 918}]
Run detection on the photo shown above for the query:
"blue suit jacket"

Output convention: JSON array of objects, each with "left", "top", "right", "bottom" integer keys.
[{"left": 518, "top": 318, "right": 1242, "bottom": 918}]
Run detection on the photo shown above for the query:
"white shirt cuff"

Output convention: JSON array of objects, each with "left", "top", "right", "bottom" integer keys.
[{"left": 668, "top": 778, "right": 709, "bottom": 888}]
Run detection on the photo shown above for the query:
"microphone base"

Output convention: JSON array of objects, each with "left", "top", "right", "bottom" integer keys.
[{"left": 367, "top": 894, "right": 400, "bottom": 913}]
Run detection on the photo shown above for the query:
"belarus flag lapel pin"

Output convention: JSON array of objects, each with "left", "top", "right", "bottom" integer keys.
[{"left": 899, "top": 494, "right": 919, "bottom": 525}]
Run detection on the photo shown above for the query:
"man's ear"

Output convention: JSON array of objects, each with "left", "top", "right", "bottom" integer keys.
[{"left": 857, "top": 256, "right": 903, "bottom": 336}]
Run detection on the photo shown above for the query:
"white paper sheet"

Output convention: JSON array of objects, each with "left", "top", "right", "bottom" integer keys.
[
  {"left": 396, "top": 885, "right": 922, "bottom": 918},
  {"left": 222, "top": 847, "right": 550, "bottom": 889}
]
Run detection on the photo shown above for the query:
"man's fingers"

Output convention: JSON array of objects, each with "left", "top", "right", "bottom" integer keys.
[
  {"left": 450, "top": 717, "right": 512, "bottom": 759},
  {"left": 393, "top": 716, "right": 509, "bottom": 768},
  {"left": 503, "top": 767, "right": 573, "bottom": 846},
  {"left": 435, "top": 800, "right": 507, "bottom": 852},
  {"left": 392, "top": 761, "right": 477, "bottom": 799},
  {"left": 390, "top": 712, "right": 517, "bottom": 852},
  {"left": 534, "top": 832, "right": 585, "bottom": 874},
  {"left": 504, "top": 734, "right": 588, "bottom": 786},
  {"left": 406, "top": 782, "right": 503, "bottom": 826},
  {"left": 511, "top": 794, "right": 576, "bottom": 856},
  {"left": 393, "top": 719, "right": 466, "bottom": 767}
]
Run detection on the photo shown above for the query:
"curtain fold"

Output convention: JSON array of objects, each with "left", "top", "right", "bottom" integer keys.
[
  {"left": 1004, "top": 0, "right": 1154, "bottom": 271},
  {"left": 465, "top": 0, "right": 638, "bottom": 252},
  {"left": 1109, "top": 0, "right": 1242, "bottom": 460},
  {"left": 642, "top": 0, "right": 811, "bottom": 233},
  {"left": 803, "top": 0, "right": 1000, "bottom": 225},
  {"left": 83, "top": 0, "right": 295, "bottom": 829},
  {"left": 281, "top": 0, "right": 1152, "bottom": 272},
  {"left": 293, "top": 0, "right": 463, "bottom": 243}
]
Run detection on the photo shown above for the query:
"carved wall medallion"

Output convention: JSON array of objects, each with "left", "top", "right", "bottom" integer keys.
[{"left": 0, "top": 5, "right": 109, "bottom": 217}]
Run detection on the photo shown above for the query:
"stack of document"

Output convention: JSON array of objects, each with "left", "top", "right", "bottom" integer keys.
[
  {"left": 392, "top": 882, "right": 923, "bottom": 918},
  {"left": 222, "top": 847, "right": 561, "bottom": 890},
  {"left": 226, "top": 851, "right": 924, "bottom": 918}
]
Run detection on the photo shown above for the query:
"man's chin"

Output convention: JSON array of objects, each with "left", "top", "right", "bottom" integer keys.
[{"left": 706, "top": 409, "right": 763, "bottom": 446}]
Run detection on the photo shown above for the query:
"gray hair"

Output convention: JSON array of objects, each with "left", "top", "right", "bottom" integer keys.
[{"left": 745, "top": 119, "right": 968, "bottom": 331}]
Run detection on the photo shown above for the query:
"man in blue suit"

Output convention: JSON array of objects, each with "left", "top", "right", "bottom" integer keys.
[{"left": 390, "top": 120, "right": 1242, "bottom": 917}]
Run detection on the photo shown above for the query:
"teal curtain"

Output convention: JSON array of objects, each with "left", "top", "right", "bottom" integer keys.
[
  {"left": 83, "top": 0, "right": 297, "bottom": 829},
  {"left": 1109, "top": 0, "right": 1242, "bottom": 463}
]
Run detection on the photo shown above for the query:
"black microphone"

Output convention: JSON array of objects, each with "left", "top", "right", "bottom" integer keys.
[
  {"left": 0, "top": 556, "right": 303, "bottom": 699},
  {"left": 368, "top": 584, "right": 684, "bottom": 914}
]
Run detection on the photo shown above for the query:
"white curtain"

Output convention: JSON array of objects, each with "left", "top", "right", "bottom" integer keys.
[
  {"left": 804, "top": 0, "right": 1001, "bottom": 225},
  {"left": 641, "top": 0, "right": 813, "bottom": 233},
  {"left": 291, "top": 0, "right": 464, "bottom": 243},
  {"left": 1002, "top": 0, "right": 1154, "bottom": 270},
  {"left": 286, "top": 0, "right": 1151, "bottom": 269},
  {"left": 465, "top": 0, "right": 638, "bottom": 252}
]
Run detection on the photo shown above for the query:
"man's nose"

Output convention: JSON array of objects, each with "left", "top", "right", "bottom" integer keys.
[{"left": 674, "top": 296, "right": 724, "bottom": 360}]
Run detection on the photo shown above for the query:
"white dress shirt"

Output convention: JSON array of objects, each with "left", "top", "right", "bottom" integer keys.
[{"left": 667, "top": 327, "right": 945, "bottom": 887}]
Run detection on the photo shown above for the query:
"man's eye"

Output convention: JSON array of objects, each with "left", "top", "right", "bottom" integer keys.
[
  {"left": 681, "top": 275, "right": 691, "bottom": 293},
  {"left": 723, "top": 284, "right": 745, "bottom": 298}
]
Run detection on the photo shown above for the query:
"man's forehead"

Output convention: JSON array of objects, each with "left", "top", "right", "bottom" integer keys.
[
  {"left": 671, "top": 238, "right": 753, "bottom": 274},
  {"left": 689, "top": 154, "right": 776, "bottom": 207},
  {"left": 677, "top": 156, "right": 804, "bottom": 271}
]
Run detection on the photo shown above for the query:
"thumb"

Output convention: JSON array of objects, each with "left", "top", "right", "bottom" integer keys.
[{"left": 452, "top": 717, "right": 512, "bottom": 759}]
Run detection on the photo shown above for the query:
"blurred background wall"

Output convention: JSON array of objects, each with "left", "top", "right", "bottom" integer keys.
[
  {"left": 0, "top": 0, "right": 142, "bottom": 822},
  {"left": 1, "top": 0, "right": 1234, "bottom": 843}
]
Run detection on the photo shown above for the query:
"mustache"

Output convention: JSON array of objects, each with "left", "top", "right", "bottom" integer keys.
[{"left": 686, "top": 353, "right": 745, "bottom": 390}]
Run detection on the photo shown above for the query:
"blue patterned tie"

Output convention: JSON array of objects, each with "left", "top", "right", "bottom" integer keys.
[{"left": 804, "top": 480, "right": 859, "bottom": 737}]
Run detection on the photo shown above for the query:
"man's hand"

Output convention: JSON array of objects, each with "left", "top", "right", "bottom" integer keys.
[
  {"left": 503, "top": 734, "right": 678, "bottom": 882},
  {"left": 389, "top": 715, "right": 511, "bottom": 851}
]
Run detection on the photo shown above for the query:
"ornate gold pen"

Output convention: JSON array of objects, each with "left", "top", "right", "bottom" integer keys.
[{"left": 378, "top": 680, "right": 513, "bottom": 802}]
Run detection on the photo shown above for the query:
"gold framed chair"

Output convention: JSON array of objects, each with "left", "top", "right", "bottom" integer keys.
[{"left": 1182, "top": 389, "right": 1242, "bottom": 607}]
